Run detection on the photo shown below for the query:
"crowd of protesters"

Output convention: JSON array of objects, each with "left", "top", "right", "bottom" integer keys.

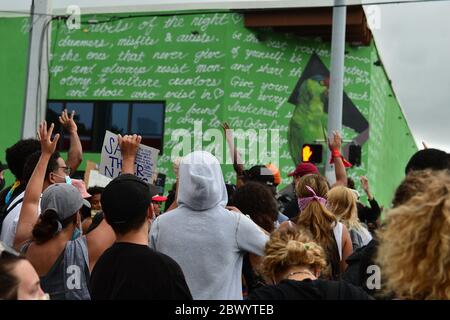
[{"left": 1, "top": 110, "right": 450, "bottom": 300}]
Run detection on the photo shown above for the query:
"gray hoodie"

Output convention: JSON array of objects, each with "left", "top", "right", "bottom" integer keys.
[{"left": 150, "top": 151, "right": 268, "bottom": 300}]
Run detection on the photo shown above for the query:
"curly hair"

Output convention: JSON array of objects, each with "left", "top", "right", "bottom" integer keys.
[
  {"left": 376, "top": 170, "right": 450, "bottom": 299},
  {"left": 231, "top": 181, "right": 278, "bottom": 232},
  {"left": 261, "top": 229, "right": 327, "bottom": 281},
  {"left": 327, "top": 186, "right": 363, "bottom": 231},
  {"left": 5, "top": 139, "right": 40, "bottom": 181},
  {"left": 392, "top": 169, "right": 439, "bottom": 207}
]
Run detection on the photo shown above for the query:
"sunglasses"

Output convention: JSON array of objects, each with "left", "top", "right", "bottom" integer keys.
[{"left": 59, "top": 166, "right": 72, "bottom": 175}]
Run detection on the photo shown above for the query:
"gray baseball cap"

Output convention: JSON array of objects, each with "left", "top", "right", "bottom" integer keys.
[{"left": 41, "top": 183, "right": 91, "bottom": 221}]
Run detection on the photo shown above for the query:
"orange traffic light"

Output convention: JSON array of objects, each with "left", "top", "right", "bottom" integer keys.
[{"left": 301, "top": 144, "right": 323, "bottom": 163}]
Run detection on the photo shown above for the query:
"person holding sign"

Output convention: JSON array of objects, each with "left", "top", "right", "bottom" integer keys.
[{"left": 90, "top": 134, "right": 192, "bottom": 300}]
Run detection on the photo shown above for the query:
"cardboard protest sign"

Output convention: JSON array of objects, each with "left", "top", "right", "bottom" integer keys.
[
  {"left": 88, "top": 170, "right": 112, "bottom": 188},
  {"left": 83, "top": 160, "right": 98, "bottom": 186},
  {"left": 99, "top": 131, "right": 160, "bottom": 182}
]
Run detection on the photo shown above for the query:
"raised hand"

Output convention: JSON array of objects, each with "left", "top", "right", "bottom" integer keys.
[
  {"left": 360, "top": 176, "right": 370, "bottom": 192},
  {"left": 37, "top": 121, "right": 60, "bottom": 156},
  {"left": 118, "top": 134, "right": 141, "bottom": 159},
  {"left": 118, "top": 134, "right": 141, "bottom": 175},
  {"left": 59, "top": 109, "right": 78, "bottom": 133},
  {"left": 222, "top": 122, "right": 230, "bottom": 132},
  {"left": 173, "top": 157, "right": 181, "bottom": 178},
  {"left": 328, "top": 131, "right": 342, "bottom": 151}
]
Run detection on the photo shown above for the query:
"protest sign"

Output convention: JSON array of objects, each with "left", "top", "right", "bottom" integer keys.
[
  {"left": 99, "top": 131, "right": 160, "bottom": 182},
  {"left": 83, "top": 160, "right": 98, "bottom": 186},
  {"left": 88, "top": 170, "right": 113, "bottom": 188}
]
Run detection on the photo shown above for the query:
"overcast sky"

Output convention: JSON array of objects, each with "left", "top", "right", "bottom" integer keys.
[
  {"left": 2, "top": 0, "right": 449, "bottom": 152},
  {"left": 368, "top": 0, "right": 450, "bottom": 152}
]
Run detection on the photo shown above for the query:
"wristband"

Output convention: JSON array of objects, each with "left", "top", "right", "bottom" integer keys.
[
  {"left": 331, "top": 149, "right": 341, "bottom": 158},
  {"left": 329, "top": 149, "right": 352, "bottom": 168}
]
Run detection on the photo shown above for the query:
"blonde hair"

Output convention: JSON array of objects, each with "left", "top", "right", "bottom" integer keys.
[
  {"left": 376, "top": 170, "right": 450, "bottom": 299},
  {"left": 261, "top": 229, "right": 327, "bottom": 281},
  {"left": 327, "top": 186, "right": 364, "bottom": 231},
  {"left": 294, "top": 174, "right": 336, "bottom": 250}
]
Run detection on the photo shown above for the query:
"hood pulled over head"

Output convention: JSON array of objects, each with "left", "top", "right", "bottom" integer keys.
[{"left": 177, "top": 151, "right": 227, "bottom": 211}]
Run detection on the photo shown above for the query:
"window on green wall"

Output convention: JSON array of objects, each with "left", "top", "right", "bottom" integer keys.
[{"left": 46, "top": 100, "right": 165, "bottom": 153}]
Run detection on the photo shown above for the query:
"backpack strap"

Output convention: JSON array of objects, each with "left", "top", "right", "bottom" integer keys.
[
  {"left": 0, "top": 197, "right": 24, "bottom": 231},
  {"left": 6, "top": 197, "right": 24, "bottom": 215}
]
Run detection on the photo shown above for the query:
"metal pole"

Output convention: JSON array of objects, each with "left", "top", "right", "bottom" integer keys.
[
  {"left": 22, "top": 0, "right": 52, "bottom": 139},
  {"left": 325, "top": 0, "right": 347, "bottom": 184}
]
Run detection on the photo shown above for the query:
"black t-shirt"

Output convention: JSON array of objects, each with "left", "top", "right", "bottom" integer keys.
[
  {"left": 90, "top": 242, "right": 192, "bottom": 300},
  {"left": 247, "top": 279, "right": 373, "bottom": 300}
]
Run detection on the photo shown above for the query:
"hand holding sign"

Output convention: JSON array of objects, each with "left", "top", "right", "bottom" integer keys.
[
  {"left": 100, "top": 130, "right": 159, "bottom": 182},
  {"left": 119, "top": 134, "right": 142, "bottom": 174}
]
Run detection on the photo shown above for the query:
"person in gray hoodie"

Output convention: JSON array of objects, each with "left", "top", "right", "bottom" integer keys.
[{"left": 149, "top": 151, "right": 269, "bottom": 300}]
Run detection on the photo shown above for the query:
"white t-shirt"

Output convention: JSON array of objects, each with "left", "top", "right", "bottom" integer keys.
[
  {"left": 354, "top": 226, "right": 373, "bottom": 246},
  {"left": 0, "top": 191, "right": 41, "bottom": 247}
]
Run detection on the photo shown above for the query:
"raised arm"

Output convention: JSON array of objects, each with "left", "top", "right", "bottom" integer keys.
[
  {"left": 360, "top": 176, "right": 381, "bottom": 221},
  {"left": 14, "top": 122, "right": 60, "bottom": 250},
  {"left": 59, "top": 109, "right": 82, "bottom": 174},
  {"left": 118, "top": 134, "right": 141, "bottom": 174},
  {"left": 360, "top": 176, "right": 373, "bottom": 201},
  {"left": 85, "top": 134, "right": 141, "bottom": 270},
  {"left": 222, "top": 122, "right": 245, "bottom": 185},
  {"left": 328, "top": 131, "right": 348, "bottom": 187}
]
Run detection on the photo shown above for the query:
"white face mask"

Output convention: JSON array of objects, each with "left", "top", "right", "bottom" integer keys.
[
  {"left": 52, "top": 173, "right": 72, "bottom": 185},
  {"left": 90, "top": 209, "right": 101, "bottom": 218}
]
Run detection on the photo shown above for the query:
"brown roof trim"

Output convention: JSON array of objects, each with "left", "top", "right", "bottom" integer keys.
[{"left": 242, "top": 5, "right": 372, "bottom": 45}]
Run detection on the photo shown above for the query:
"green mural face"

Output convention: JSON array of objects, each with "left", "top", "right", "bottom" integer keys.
[{"left": 288, "top": 75, "right": 329, "bottom": 165}]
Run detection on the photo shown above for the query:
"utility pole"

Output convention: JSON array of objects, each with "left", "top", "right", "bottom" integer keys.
[
  {"left": 22, "top": 0, "right": 52, "bottom": 139},
  {"left": 325, "top": 0, "right": 347, "bottom": 184}
]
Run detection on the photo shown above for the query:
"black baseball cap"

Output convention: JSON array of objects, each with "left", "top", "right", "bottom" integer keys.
[{"left": 101, "top": 174, "right": 158, "bottom": 225}]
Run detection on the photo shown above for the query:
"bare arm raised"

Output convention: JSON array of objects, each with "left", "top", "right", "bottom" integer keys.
[{"left": 14, "top": 122, "right": 60, "bottom": 250}]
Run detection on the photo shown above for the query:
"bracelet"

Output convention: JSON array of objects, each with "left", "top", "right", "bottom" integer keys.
[{"left": 331, "top": 149, "right": 341, "bottom": 158}]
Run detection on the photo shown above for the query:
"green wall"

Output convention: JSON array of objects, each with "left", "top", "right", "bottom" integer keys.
[
  {"left": 0, "top": 12, "right": 417, "bottom": 207},
  {"left": 0, "top": 17, "right": 29, "bottom": 183}
]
